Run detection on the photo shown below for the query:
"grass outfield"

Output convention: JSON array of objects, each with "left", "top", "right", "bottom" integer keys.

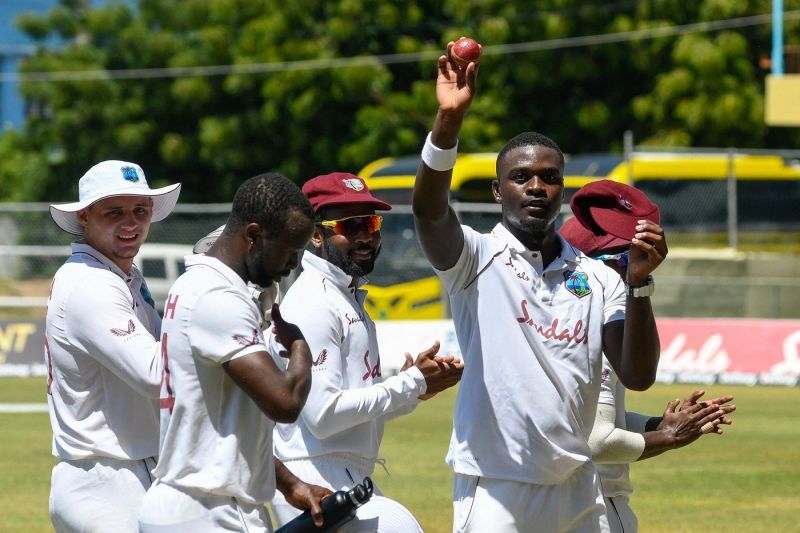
[{"left": 1, "top": 378, "right": 798, "bottom": 533}]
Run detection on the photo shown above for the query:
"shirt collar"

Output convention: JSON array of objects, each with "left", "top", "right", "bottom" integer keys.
[
  {"left": 71, "top": 241, "right": 142, "bottom": 281},
  {"left": 490, "top": 222, "right": 583, "bottom": 269},
  {"left": 184, "top": 253, "right": 251, "bottom": 293},
  {"left": 301, "top": 250, "right": 368, "bottom": 290}
]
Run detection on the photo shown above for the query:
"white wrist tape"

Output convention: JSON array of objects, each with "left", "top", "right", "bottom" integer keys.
[
  {"left": 421, "top": 132, "right": 458, "bottom": 171},
  {"left": 588, "top": 402, "right": 646, "bottom": 463}
]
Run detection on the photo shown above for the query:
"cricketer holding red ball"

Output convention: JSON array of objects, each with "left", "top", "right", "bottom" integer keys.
[{"left": 412, "top": 41, "right": 666, "bottom": 531}]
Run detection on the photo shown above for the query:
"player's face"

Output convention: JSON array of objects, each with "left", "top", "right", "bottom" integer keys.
[
  {"left": 247, "top": 208, "right": 314, "bottom": 287},
  {"left": 494, "top": 145, "right": 564, "bottom": 239},
  {"left": 315, "top": 203, "right": 382, "bottom": 277},
  {"left": 78, "top": 195, "right": 153, "bottom": 272}
]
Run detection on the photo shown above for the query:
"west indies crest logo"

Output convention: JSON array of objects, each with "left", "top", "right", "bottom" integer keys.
[
  {"left": 342, "top": 178, "right": 364, "bottom": 191},
  {"left": 564, "top": 270, "right": 592, "bottom": 298},
  {"left": 121, "top": 165, "right": 140, "bottom": 183}
]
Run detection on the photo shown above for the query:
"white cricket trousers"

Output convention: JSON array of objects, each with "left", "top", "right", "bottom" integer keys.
[
  {"left": 604, "top": 496, "right": 638, "bottom": 533},
  {"left": 138, "top": 479, "right": 272, "bottom": 532},
  {"left": 49, "top": 456, "right": 156, "bottom": 533},
  {"left": 452, "top": 462, "right": 610, "bottom": 533},
  {"left": 270, "top": 453, "right": 423, "bottom": 532}
]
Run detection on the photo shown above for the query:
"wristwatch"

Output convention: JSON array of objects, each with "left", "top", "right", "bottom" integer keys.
[{"left": 627, "top": 276, "right": 655, "bottom": 297}]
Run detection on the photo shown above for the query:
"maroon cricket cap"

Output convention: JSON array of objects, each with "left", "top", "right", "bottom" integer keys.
[
  {"left": 561, "top": 180, "right": 659, "bottom": 256},
  {"left": 302, "top": 172, "right": 392, "bottom": 213}
]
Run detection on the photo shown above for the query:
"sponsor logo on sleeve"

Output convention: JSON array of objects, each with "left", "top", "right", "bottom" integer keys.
[
  {"left": 110, "top": 320, "right": 136, "bottom": 336},
  {"left": 312, "top": 349, "right": 328, "bottom": 367},
  {"left": 233, "top": 328, "right": 263, "bottom": 347}
]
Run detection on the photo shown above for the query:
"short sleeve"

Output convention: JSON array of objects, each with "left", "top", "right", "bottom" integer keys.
[
  {"left": 433, "top": 225, "right": 484, "bottom": 294},
  {"left": 602, "top": 266, "right": 626, "bottom": 324},
  {"left": 189, "top": 288, "right": 267, "bottom": 364}
]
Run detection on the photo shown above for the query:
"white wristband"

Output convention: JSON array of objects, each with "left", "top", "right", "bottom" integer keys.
[{"left": 421, "top": 132, "right": 458, "bottom": 171}]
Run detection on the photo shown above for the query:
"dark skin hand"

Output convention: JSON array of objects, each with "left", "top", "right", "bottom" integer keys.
[
  {"left": 271, "top": 303, "right": 309, "bottom": 358},
  {"left": 399, "top": 341, "right": 464, "bottom": 400},
  {"left": 223, "top": 304, "right": 312, "bottom": 423},
  {"left": 686, "top": 391, "right": 736, "bottom": 431},
  {"left": 602, "top": 219, "right": 668, "bottom": 391},
  {"left": 639, "top": 390, "right": 736, "bottom": 460},
  {"left": 625, "top": 220, "right": 669, "bottom": 287},
  {"left": 275, "top": 457, "right": 332, "bottom": 528}
]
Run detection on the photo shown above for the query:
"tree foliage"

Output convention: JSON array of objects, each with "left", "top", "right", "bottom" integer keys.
[{"left": 1, "top": 0, "right": 798, "bottom": 202}]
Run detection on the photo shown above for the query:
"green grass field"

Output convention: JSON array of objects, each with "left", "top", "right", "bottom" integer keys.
[{"left": 2, "top": 378, "right": 798, "bottom": 533}]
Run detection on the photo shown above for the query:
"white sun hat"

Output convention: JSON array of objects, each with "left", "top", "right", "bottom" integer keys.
[
  {"left": 192, "top": 224, "right": 226, "bottom": 254},
  {"left": 49, "top": 160, "right": 182, "bottom": 235}
]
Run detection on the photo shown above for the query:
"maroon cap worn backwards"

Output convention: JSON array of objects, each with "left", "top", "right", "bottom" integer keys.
[
  {"left": 561, "top": 180, "right": 660, "bottom": 256},
  {"left": 302, "top": 172, "right": 392, "bottom": 213}
]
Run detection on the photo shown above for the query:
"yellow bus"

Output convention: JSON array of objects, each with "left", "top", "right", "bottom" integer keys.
[
  {"left": 358, "top": 150, "right": 800, "bottom": 319},
  {"left": 605, "top": 151, "right": 800, "bottom": 248}
]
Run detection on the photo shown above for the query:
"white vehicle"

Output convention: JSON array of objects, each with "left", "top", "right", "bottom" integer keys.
[{"left": 134, "top": 243, "right": 194, "bottom": 309}]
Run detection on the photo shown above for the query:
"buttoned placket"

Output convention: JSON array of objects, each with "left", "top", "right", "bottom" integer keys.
[
  {"left": 515, "top": 249, "right": 576, "bottom": 306},
  {"left": 521, "top": 251, "right": 545, "bottom": 298}
]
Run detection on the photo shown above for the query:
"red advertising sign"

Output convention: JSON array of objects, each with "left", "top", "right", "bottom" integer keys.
[
  {"left": 374, "top": 318, "right": 800, "bottom": 386},
  {"left": 655, "top": 318, "right": 800, "bottom": 386}
]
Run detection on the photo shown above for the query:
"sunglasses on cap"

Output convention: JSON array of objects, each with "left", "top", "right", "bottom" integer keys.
[
  {"left": 319, "top": 214, "right": 383, "bottom": 237},
  {"left": 593, "top": 251, "right": 629, "bottom": 267}
]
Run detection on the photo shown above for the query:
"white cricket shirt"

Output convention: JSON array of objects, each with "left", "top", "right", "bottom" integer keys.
[
  {"left": 45, "top": 242, "right": 162, "bottom": 461},
  {"left": 272, "top": 252, "right": 426, "bottom": 463},
  {"left": 596, "top": 360, "right": 634, "bottom": 498},
  {"left": 438, "top": 223, "right": 626, "bottom": 485},
  {"left": 152, "top": 254, "right": 276, "bottom": 505}
]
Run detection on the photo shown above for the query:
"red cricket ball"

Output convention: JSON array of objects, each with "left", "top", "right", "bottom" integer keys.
[{"left": 451, "top": 37, "right": 482, "bottom": 67}]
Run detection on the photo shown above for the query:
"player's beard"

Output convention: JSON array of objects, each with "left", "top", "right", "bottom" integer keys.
[
  {"left": 505, "top": 208, "right": 558, "bottom": 240},
  {"left": 323, "top": 239, "right": 381, "bottom": 277},
  {"left": 246, "top": 242, "right": 286, "bottom": 288}
]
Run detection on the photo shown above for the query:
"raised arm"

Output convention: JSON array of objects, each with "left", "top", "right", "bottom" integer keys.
[
  {"left": 412, "top": 41, "right": 479, "bottom": 271},
  {"left": 603, "top": 220, "right": 668, "bottom": 390}
]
